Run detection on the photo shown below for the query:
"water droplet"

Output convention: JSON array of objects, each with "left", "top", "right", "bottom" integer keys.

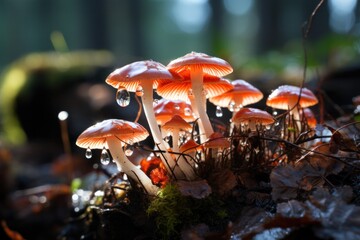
[
  {"left": 116, "top": 88, "right": 130, "bottom": 107},
  {"left": 100, "top": 148, "right": 111, "bottom": 165},
  {"left": 266, "top": 125, "right": 271, "bottom": 130},
  {"left": 215, "top": 106, "right": 223, "bottom": 117},
  {"left": 184, "top": 107, "right": 191, "bottom": 116},
  {"left": 85, "top": 147, "right": 92, "bottom": 159},
  {"left": 124, "top": 145, "right": 134, "bottom": 156},
  {"left": 174, "top": 104, "right": 180, "bottom": 110},
  {"left": 123, "top": 174, "right": 128, "bottom": 180},
  {"left": 228, "top": 101, "right": 235, "bottom": 112},
  {"left": 273, "top": 110, "right": 278, "bottom": 116},
  {"left": 275, "top": 121, "right": 280, "bottom": 126},
  {"left": 135, "top": 85, "right": 144, "bottom": 97}
]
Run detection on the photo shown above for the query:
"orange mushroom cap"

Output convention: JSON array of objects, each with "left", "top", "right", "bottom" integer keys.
[
  {"left": 232, "top": 107, "right": 274, "bottom": 126},
  {"left": 154, "top": 99, "right": 195, "bottom": 125},
  {"left": 105, "top": 60, "right": 179, "bottom": 91},
  {"left": 266, "top": 85, "right": 318, "bottom": 110},
  {"left": 204, "top": 132, "right": 230, "bottom": 149},
  {"left": 156, "top": 74, "right": 234, "bottom": 102},
  {"left": 167, "top": 51, "right": 233, "bottom": 77},
  {"left": 161, "top": 115, "right": 193, "bottom": 133},
  {"left": 76, "top": 119, "right": 149, "bottom": 149},
  {"left": 209, "top": 79, "right": 263, "bottom": 108},
  {"left": 179, "top": 139, "right": 202, "bottom": 153}
]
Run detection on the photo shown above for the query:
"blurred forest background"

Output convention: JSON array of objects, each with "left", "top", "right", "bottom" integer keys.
[
  {"left": 1, "top": 0, "right": 359, "bottom": 146},
  {"left": 0, "top": 0, "right": 360, "bottom": 238},
  {"left": 0, "top": 0, "right": 359, "bottom": 165},
  {"left": 0, "top": 0, "right": 359, "bottom": 69}
]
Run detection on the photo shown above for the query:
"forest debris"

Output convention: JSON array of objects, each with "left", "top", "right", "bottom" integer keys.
[
  {"left": 207, "top": 169, "right": 237, "bottom": 196},
  {"left": 176, "top": 179, "right": 212, "bottom": 199}
]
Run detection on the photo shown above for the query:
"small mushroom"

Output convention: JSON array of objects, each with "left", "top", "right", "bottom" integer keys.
[
  {"left": 105, "top": 60, "right": 182, "bottom": 176},
  {"left": 204, "top": 132, "right": 231, "bottom": 160},
  {"left": 76, "top": 119, "right": 158, "bottom": 195},
  {"left": 162, "top": 115, "right": 193, "bottom": 153},
  {"left": 158, "top": 71, "right": 233, "bottom": 143},
  {"left": 166, "top": 52, "right": 233, "bottom": 141},
  {"left": 209, "top": 79, "right": 264, "bottom": 114},
  {"left": 266, "top": 85, "right": 318, "bottom": 130},
  {"left": 231, "top": 107, "right": 274, "bottom": 131},
  {"left": 162, "top": 115, "right": 195, "bottom": 180},
  {"left": 180, "top": 139, "right": 202, "bottom": 168},
  {"left": 154, "top": 99, "right": 195, "bottom": 125}
]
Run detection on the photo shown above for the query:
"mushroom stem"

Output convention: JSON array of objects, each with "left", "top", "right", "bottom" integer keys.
[
  {"left": 288, "top": 98, "right": 301, "bottom": 132},
  {"left": 172, "top": 130, "right": 180, "bottom": 154},
  {"left": 172, "top": 130, "right": 196, "bottom": 180},
  {"left": 190, "top": 66, "right": 214, "bottom": 142},
  {"left": 248, "top": 121, "right": 256, "bottom": 132},
  {"left": 178, "top": 155, "right": 196, "bottom": 180},
  {"left": 139, "top": 80, "right": 184, "bottom": 177},
  {"left": 106, "top": 136, "right": 158, "bottom": 195}
]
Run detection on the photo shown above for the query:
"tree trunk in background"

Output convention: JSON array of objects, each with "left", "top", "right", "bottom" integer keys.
[
  {"left": 255, "top": 0, "right": 330, "bottom": 54},
  {"left": 208, "top": 0, "right": 227, "bottom": 57},
  {"left": 84, "top": 0, "right": 107, "bottom": 49},
  {"left": 129, "top": 0, "right": 144, "bottom": 58}
]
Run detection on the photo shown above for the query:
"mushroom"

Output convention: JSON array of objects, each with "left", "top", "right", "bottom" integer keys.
[
  {"left": 161, "top": 115, "right": 193, "bottom": 153},
  {"left": 180, "top": 139, "right": 203, "bottom": 168},
  {"left": 166, "top": 52, "right": 233, "bottom": 141},
  {"left": 180, "top": 139, "right": 202, "bottom": 158},
  {"left": 209, "top": 79, "right": 263, "bottom": 114},
  {"left": 266, "top": 85, "right": 318, "bottom": 130},
  {"left": 157, "top": 71, "right": 233, "bottom": 143},
  {"left": 204, "top": 132, "right": 231, "bottom": 149},
  {"left": 231, "top": 107, "right": 274, "bottom": 131},
  {"left": 204, "top": 132, "right": 231, "bottom": 160},
  {"left": 76, "top": 119, "right": 158, "bottom": 195},
  {"left": 161, "top": 115, "right": 195, "bottom": 179},
  {"left": 154, "top": 99, "right": 195, "bottom": 125},
  {"left": 105, "top": 60, "right": 182, "bottom": 176}
]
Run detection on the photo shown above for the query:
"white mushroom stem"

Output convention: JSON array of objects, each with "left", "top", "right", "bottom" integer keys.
[
  {"left": 170, "top": 129, "right": 196, "bottom": 180},
  {"left": 178, "top": 155, "right": 196, "bottom": 180},
  {"left": 190, "top": 66, "right": 214, "bottom": 142},
  {"left": 188, "top": 94, "right": 206, "bottom": 143},
  {"left": 171, "top": 129, "right": 180, "bottom": 154},
  {"left": 106, "top": 136, "right": 158, "bottom": 195},
  {"left": 288, "top": 98, "right": 301, "bottom": 131},
  {"left": 139, "top": 79, "right": 184, "bottom": 177},
  {"left": 248, "top": 120, "right": 257, "bottom": 132}
]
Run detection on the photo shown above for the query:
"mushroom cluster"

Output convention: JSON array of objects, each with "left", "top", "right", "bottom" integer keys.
[{"left": 75, "top": 51, "right": 319, "bottom": 196}]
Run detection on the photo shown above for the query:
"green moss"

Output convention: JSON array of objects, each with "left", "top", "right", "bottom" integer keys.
[
  {"left": 147, "top": 184, "right": 190, "bottom": 239},
  {"left": 147, "top": 184, "right": 229, "bottom": 239}
]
